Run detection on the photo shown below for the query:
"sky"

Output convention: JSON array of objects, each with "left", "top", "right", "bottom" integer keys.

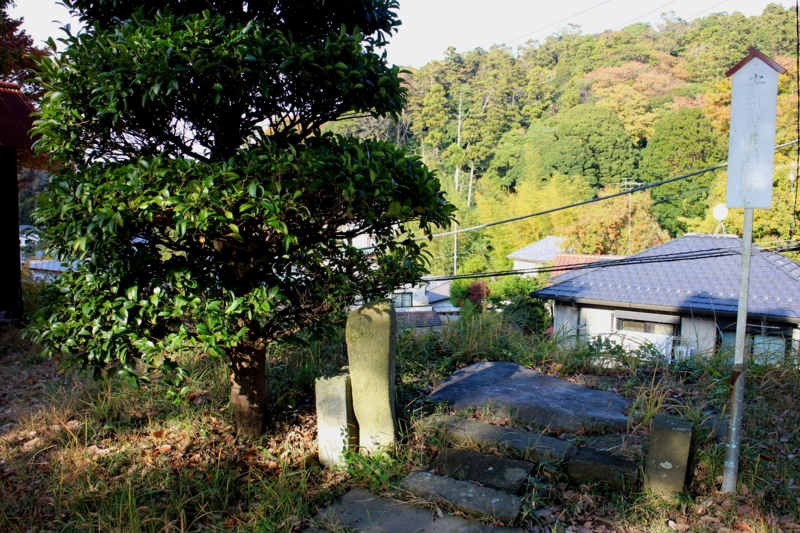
[{"left": 9, "top": 0, "right": 794, "bottom": 68}]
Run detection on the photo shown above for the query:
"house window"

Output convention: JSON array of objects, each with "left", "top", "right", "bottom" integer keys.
[
  {"left": 617, "top": 319, "right": 676, "bottom": 336},
  {"left": 392, "top": 293, "right": 412, "bottom": 308},
  {"left": 717, "top": 321, "right": 790, "bottom": 363}
]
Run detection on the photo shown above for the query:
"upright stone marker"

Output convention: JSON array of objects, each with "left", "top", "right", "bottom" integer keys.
[
  {"left": 315, "top": 368, "right": 358, "bottom": 468},
  {"left": 644, "top": 414, "right": 694, "bottom": 496},
  {"left": 346, "top": 301, "right": 397, "bottom": 453}
]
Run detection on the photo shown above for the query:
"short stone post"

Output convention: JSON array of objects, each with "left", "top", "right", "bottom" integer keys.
[
  {"left": 346, "top": 301, "right": 398, "bottom": 454},
  {"left": 315, "top": 368, "right": 358, "bottom": 467},
  {"left": 644, "top": 414, "right": 694, "bottom": 496}
]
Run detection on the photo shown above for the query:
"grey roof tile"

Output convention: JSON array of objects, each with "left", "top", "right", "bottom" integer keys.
[
  {"left": 507, "top": 236, "right": 565, "bottom": 262},
  {"left": 397, "top": 310, "right": 443, "bottom": 328},
  {"left": 532, "top": 234, "right": 800, "bottom": 322}
]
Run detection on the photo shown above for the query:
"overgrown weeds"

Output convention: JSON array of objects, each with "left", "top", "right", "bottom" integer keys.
[{"left": 2, "top": 307, "right": 799, "bottom": 532}]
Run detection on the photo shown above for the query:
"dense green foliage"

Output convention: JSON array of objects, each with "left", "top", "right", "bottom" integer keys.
[
  {"left": 330, "top": 4, "right": 800, "bottom": 272},
  {"left": 640, "top": 108, "right": 726, "bottom": 234},
  {"left": 27, "top": 0, "right": 453, "bottom": 433},
  {"left": 449, "top": 274, "right": 550, "bottom": 334}
]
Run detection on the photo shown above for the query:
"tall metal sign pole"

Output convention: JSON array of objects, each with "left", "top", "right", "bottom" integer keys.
[{"left": 722, "top": 47, "right": 785, "bottom": 493}]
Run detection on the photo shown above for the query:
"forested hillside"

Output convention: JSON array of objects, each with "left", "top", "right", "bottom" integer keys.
[{"left": 327, "top": 3, "right": 800, "bottom": 274}]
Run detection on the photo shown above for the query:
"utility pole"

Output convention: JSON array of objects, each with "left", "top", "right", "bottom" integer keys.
[
  {"left": 452, "top": 220, "right": 458, "bottom": 276},
  {"left": 618, "top": 179, "right": 641, "bottom": 256},
  {"left": 721, "top": 47, "right": 785, "bottom": 494}
]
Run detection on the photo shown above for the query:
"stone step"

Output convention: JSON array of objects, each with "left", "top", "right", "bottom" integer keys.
[
  {"left": 401, "top": 470, "right": 522, "bottom": 524},
  {"left": 429, "top": 362, "right": 631, "bottom": 433},
  {"left": 430, "top": 448, "right": 534, "bottom": 493},
  {"left": 425, "top": 415, "right": 639, "bottom": 491},
  {"left": 309, "top": 488, "right": 525, "bottom": 533},
  {"left": 425, "top": 415, "right": 572, "bottom": 461}
]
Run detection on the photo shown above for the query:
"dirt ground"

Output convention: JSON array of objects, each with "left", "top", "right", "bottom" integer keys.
[{"left": 0, "top": 329, "right": 59, "bottom": 434}]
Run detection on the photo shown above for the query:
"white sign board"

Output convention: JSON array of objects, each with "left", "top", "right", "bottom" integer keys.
[{"left": 726, "top": 57, "right": 780, "bottom": 209}]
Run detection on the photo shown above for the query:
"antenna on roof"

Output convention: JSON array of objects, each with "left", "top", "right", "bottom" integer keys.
[{"left": 712, "top": 204, "right": 729, "bottom": 236}]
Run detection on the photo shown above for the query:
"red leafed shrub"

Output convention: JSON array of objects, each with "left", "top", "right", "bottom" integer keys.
[{"left": 468, "top": 281, "right": 490, "bottom": 306}]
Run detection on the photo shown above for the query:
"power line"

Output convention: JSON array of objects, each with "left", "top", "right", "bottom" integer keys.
[
  {"left": 502, "top": 0, "right": 612, "bottom": 46},
  {"left": 416, "top": 139, "right": 800, "bottom": 241},
  {"left": 423, "top": 240, "right": 800, "bottom": 282},
  {"left": 610, "top": 0, "right": 677, "bottom": 31}
]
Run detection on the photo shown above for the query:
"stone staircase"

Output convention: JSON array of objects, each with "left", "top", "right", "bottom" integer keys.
[
  {"left": 308, "top": 444, "right": 532, "bottom": 532},
  {"left": 308, "top": 362, "right": 694, "bottom": 532},
  {"left": 307, "top": 415, "right": 640, "bottom": 533}
]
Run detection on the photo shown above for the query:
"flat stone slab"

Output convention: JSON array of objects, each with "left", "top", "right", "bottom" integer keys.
[
  {"left": 424, "top": 415, "right": 572, "bottom": 461},
  {"left": 312, "top": 488, "right": 525, "bottom": 533},
  {"left": 431, "top": 449, "right": 534, "bottom": 493},
  {"left": 429, "top": 362, "right": 631, "bottom": 433},
  {"left": 401, "top": 471, "right": 522, "bottom": 523}
]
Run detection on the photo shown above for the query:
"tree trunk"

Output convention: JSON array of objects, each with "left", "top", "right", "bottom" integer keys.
[
  {"left": 228, "top": 339, "right": 267, "bottom": 437},
  {"left": 467, "top": 161, "right": 475, "bottom": 208}
]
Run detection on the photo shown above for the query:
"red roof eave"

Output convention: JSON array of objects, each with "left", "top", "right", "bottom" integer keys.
[
  {"left": 725, "top": 46, "right": 787, "bottom": 78},
  {"left": 0, "top": 82, "right": 37, "bottom": 150}
]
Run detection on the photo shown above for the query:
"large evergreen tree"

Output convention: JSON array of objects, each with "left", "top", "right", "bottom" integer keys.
[
  {"left": 535, "top": 105, "right": 637, "bottom": 189},
  {"left": 29, "top": 0, "right": 454, "bottom": 436},
  {"left": 640, "top": 107, "right": 725, "bottom": 236}
]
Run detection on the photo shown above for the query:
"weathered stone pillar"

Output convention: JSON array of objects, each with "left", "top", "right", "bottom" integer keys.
[
  {"left": 346, "top": 301, "right": 397, "bottom": 454},
  {"left": 315, "top": 368, "right": 358, "bottom": 467},
  {"left": 644, "top": 414, "right": 694, "bottom": 496}
]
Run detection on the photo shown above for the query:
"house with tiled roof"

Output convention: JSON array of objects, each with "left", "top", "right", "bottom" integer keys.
[
  {"left": 390, "top": 278, "right": 459, "bottom": 330},
  {"left": 549, "top": 253, "right": 623, "bottom": 278},
  {"left": 532, "top": 234, "right": 800, "bottom": 363},
  {"left": 507, "top": 236, "right": 565, "bottom": 276}
]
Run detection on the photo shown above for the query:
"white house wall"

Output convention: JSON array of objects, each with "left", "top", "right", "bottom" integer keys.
[
  {"left": 553, "top": 302, "right": 579, "bottom": 339},
  {"left": 680, "top": 316, "right": 717, "bottom": 355},
  {"left": 793, "top": 327, "right": 800, "bottom": 355},
  {"left": 580, "top": 307, "right": 615, "bottom": 337},
  {"left": 513, "top": 259, "right": 544, "bottom": 276}
]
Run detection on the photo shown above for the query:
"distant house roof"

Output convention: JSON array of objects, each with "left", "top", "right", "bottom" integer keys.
[
  {"left": 0, "top": 82, "right": 36, "bottom": 150},
  {"left": 397, "top": 310, "right": 443, "bottom": 328},
  {"left": 425, "top": 280, "right": 451, "bottom": 304},
  {"left": 549, "top": 253, "right": 623, "bottom": 278},
  {"left": 532, "top": 234, "right": 800, "bottom": 324},
  {"left": 507, "top": 236, "right": 565, "bottom": 262},
  {"left": 27, "top": 259, "right": 69, "bottom": 273}
]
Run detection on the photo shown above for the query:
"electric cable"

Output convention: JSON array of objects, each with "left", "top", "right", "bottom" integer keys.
[
  {"left": 610, "top": 0, "right": 677, "bottom": 31},
  {"left": 502, "top": 0, "right": 613, "bottom": 46},
  {"left": 415, "top": 139, "right": 800, "bottom": 241},
  {"left": 422, "top": 240, "right": 800, "bottom": 282}
]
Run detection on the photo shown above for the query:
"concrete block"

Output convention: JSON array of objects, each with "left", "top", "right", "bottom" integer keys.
[
  {"left": 401, "top": 470, "right": 522, "bottom": 523},
  {"left": 644, "top": 414, "right": 694, "bottom": 496},
  {"left": 346, "top": 301, "right": 397, "bottom": 454},
  {"left": 315, "top": 368, "right": 358, "bottom": 468}
]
